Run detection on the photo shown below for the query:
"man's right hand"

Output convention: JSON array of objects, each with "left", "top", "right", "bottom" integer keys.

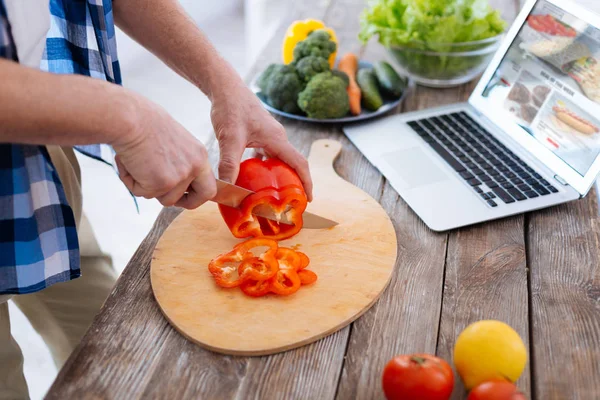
[
  {"left": 0, "top": 59, "right": 217, "bottom": 209},
  {"left": 112, "top": 94, "right": 217, "bottom": 209}
]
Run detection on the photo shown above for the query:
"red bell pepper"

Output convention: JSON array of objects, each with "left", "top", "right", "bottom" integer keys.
[
  {"left": 208, "top": 240, "right": 316, "bottom": 297},
  {"left": 298, "top": 270, "right": 318, "bottom": 285},
  {"left": 268, "top": 248, "right": 302, "bottom": 295},
  {"left": 208, "top": 238, "right": 278, "bottom": 288},
  {"left": 295, "top": 251, "right": 317, "bottom": 285},
  {"left": 218, "top": 158, "right": 308, "bottom": 240},
  {"left": 297, "top": 252, "right": 310, "bottom": 269},
  {"left": 240, "top": 278, "right": 271, "bottom": 297}
]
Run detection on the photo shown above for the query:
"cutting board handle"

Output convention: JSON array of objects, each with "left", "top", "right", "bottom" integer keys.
[{"left": 308, "top": 139, "right": 342, "bottom": 173}]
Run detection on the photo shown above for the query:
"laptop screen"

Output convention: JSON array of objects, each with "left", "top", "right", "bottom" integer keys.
[{"left": 481, "top": 0, "right": 600, "bottom": 177}]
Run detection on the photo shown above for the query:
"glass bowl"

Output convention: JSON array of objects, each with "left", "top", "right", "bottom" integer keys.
[{"left": 383, "top": 34, "right": 504, "bottom": 88}]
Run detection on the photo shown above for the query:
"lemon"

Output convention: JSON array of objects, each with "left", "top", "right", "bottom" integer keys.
[{"left": 453, "top": 320, "right": 527, "bottom": 389}]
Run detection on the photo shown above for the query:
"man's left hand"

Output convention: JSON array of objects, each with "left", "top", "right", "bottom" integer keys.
[{"left": 210, "top": 81, "right": 313, "bottom": 201}]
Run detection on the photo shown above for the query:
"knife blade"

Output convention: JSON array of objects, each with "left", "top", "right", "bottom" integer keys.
[{"left": 212, "top": 179, "right": 338, "bottom": 229}]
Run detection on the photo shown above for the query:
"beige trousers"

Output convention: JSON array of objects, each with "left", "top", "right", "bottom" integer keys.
[{"left": 0, "top": 147, "right": 117, "bottom": 400}]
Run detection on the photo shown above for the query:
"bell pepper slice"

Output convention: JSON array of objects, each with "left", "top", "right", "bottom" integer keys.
[
  {"left": 218, "top": 158, "right": 308, "bottom": 241},
  {"left": 297, "top": 251, "right": 310, "bottom": 270},
  {"left": 208, "top": 238, "right": 278, "bottom": 288},
  {"left": 268, "top": 247, "right": 302, "bottom": 295},
  {"left": 298, "top": 269, "right": 318, "bottom": 285},
  {"left": 269, "top": 268, "right": 301, "bottom": 295},
  {"left": 238, "top": 256, "right": 278, "bottom": 281},
  {"left": 240, "top": 278, "right": 271, "bottom": 297},
  {"left": 274, "top": 247, "right": 302, "bottom": 269},
  {"left": 294, "top": 251, "right": 316, "bottom": 284}
]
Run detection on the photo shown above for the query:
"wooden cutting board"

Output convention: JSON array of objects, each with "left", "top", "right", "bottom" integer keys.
[{"left": 151, "top": 139, "right": 397, "bottom": 356}]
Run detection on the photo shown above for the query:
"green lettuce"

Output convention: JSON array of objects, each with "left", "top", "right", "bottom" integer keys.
[
  {"left": 359, "top": 0, "right": 506, "bottom": 48},
  {"left": 359, "top": 0, "right": 507, "bottom": 80}
]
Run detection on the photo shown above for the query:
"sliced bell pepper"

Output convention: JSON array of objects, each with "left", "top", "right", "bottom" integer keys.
[
  {"left": 240, "top": 278, "right": 271, "bottom": 297},
  {"left": 218, "top": 158, "right": 308, "bottom": 240},
  {"left": 268, "top": 247, "right": 302, "bottom": 295},
  {"left": 295, "top": 251, "right": 317, "bottom": 285},
  {"left": 298, "top": 269, "right": 318, "bottom": 285},
  {"left": 208, "top": 238, "right": 278, "bottom": 288},
  {"left": 269, "top": 268, "right": 302, "bottom": 296},
  {"left": 297, "top": 251, "right": 310, "bottom": 270}
]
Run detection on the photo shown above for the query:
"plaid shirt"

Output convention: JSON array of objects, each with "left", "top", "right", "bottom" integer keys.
[{"left": 0, "top": 0, "right": 121, "bottom": 294}]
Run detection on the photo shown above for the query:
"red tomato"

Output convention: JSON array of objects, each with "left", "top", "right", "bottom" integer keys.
[
  {"left": 382, "top": 354, "right": 454, "bottom": 400},
  {"left": 467, "top": 381, "right": 527, "bottom": 400}
]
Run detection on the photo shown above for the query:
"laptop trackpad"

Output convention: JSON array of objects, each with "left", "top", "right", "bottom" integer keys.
[{"left": 382, "top": 148, "right": 449, "bottom": 189}]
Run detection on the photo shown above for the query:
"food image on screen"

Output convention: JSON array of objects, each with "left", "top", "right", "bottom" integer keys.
[
  {"left": 552, "top": 106, "right": 599, "bottom": 135},
  {"left": 527, "top": 14, "right": 577, "bottom": 37},
  {"left": 508, "top": 83, "right": 532, "bottom": 103},
  {"left": 481, "top": 0, "right": 600, "bottom": 177},
  {"left": 567, "top": 57, "right": 600, "bottom": 104},
  {"left": 521, "top": 104, "right": 539, "bottom": 123},
  {"left": 503, "top": 70, "right": 548, "bottom": 127},
  {"left": 533, "top": 85, "right": 551, "bottom": 107}
]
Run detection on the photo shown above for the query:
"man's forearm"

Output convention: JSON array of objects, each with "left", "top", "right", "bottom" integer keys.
[
  {"left": 0, "top": 59, "right": 135, "bottom": 146},
  {"left": 113, "top": 0, "right": 245, "bottom": 101}
]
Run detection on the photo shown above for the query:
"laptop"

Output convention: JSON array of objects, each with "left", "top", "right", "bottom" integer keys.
[{"left": 344, "top": 0, "right": 600, "bottom": 231}]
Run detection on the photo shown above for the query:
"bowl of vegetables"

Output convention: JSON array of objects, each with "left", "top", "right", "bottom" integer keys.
[
  {"left": 252, "top": 22, "right": 412, "bottom": 123},
  {"left": 359, "top": 0, "right": 507, "bottom": 88}
]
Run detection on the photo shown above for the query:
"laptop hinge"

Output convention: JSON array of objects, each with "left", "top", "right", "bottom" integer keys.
[{"left": 554, "top": 175, "right": 569, "bottom": 186}]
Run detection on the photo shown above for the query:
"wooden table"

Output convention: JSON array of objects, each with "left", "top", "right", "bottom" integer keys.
[{"left": 46, "top": 0, "right": 600, "bottom": 398}]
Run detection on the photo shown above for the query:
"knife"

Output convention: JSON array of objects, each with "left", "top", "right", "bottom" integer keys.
[{"left": 212, "top": 179, "right": 338, "bottom": 229}]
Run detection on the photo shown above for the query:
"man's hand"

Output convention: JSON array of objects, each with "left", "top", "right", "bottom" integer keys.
[
  {"left": 210, "top": 81, "right": 314, "bottom": 201},
  {"left": 112, "top": 0, "right": 312, "bottom": 200},
  {"left": 113, "top": 94, "right": 217, "bottom": 209}
]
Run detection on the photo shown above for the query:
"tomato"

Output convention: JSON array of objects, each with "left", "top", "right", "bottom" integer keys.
[
  {"left": 382, "top": 354, "right": 454, "bottom": 400},
  {"left": 467, "top": 381, "right": 527, "bottom": 400}
]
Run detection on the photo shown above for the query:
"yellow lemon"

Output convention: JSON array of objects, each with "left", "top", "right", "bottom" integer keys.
[
  {"left": 282, "top": 19, "right": 338, "bottom": 68},
  {"left": 453, "top": 320, "right": 527, "bottom": 390}
]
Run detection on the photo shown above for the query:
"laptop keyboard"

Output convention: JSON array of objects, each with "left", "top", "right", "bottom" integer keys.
[{"left": 407, "top": 112, "right": 558, "bottom": 207}]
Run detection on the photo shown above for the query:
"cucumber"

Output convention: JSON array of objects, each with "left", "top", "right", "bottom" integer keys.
[
  {"left": 373, "top": 61, "right": 407, "bottom": 98},
  {"left": 356, "top": 68, "right": 383, "bottom": 111}
]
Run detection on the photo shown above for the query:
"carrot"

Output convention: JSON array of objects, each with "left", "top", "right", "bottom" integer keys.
[{"left": 338, "top": 53, "right": 361, "bottom": 115}]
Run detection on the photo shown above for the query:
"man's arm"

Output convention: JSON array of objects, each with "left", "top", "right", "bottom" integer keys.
[
  {"left": 113, "top": 0, "right": 314, "bottom": 200},
  {"left": 0, "top": 58, "right": 134, "bottom": 145},
  {"left": 112, "top": 0, "right": 239, "bottom": 101},
  {"left": 0, "top": 58, "right": 216, "bottom": 209}
]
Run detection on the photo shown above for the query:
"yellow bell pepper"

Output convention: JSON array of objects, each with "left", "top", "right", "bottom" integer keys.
[{"left": 282, "top": 19, "right": 338, "bottom": 68}]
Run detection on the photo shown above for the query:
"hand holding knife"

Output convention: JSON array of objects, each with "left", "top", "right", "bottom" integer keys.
[{"left": 211, "top": 179, "right": 337, "bottom": 229}]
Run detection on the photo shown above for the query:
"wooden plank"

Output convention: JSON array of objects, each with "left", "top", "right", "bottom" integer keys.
[
  {"left": 45, "top": 207, "right": 182, "bottom": 399},
  {"left": 435, "top": 2, "right": 532, "bottom": 399},
  {"left": 528, "top": 191, "right": 600, "bottom": 399},
  {"left": 335, "top": 181, "right": 449, "bottom": 399},
  {"left": 335, "top": 0, "right": 522, "bottom": 395},
  {"left": 437, "top": 214, "right": 531, "bottom": 399},
  {"left": 335, "top": 3, "right": 469, "bottom": 398}
]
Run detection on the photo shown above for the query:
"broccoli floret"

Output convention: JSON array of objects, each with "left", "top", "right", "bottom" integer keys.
[
  {"left": 331, "top": 70, "right": 349, "bottom": 87},
  {"left": 295, "top": 55, "right": 330, "bottom": 82},
  {"left": 263, "top": 64, "right": 303, "bottom": 114},
  {"left": 257, "top": 64, "right": 277, "bottom": 93},
  {"left": 293, "top": 29, "right": 337, "bottom": 62},
  {"left": 297, "top": 72, "right": 349, "bottom": 119}
]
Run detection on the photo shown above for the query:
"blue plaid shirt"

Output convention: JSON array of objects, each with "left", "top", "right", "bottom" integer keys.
[{"left": 0, "top": 0, "right": 121, "bottom": 294}]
